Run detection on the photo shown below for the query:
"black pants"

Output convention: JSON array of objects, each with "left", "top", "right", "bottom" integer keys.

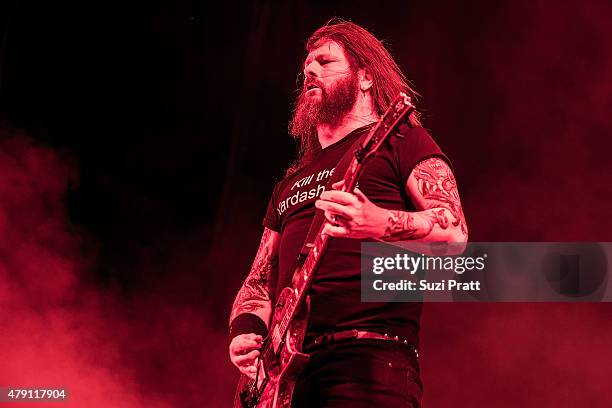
[{"left": 291, "top": 339, "right": 422, "bottom": 408}]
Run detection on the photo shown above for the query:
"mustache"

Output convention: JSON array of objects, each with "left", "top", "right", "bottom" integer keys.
[{"left": 303, "top": 77, "right": 323, "bottom": 91}]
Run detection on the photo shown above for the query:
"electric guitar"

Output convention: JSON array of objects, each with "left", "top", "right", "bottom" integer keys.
[{"left": 234, "top": 92, "right": 416, "bottom": 408}]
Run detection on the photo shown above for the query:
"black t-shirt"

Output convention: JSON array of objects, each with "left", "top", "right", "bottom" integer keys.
[{"left": 263, "top": 124, "right": 449, "bottom": 345}]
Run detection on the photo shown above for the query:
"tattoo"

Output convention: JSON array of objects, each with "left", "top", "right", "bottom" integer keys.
[
  {"left": 229, "top": 228, "right": 278, "bottom": 322},
  {"left": 412, "top": 158, "right": 468, "bottom": 236},
  {"left": 382, "top": 208, "right": 450, "bottom": 241},
  {"left": 432, "top": 208, "right": 450, "bottom": 229},
  {"left": 383, "top": 211, "right": 421, "bottom": 240},
  {"left": 381, "top": 158, "right": 467, "bottom": 242}
]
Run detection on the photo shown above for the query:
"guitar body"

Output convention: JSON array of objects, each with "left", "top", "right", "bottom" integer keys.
[{"left": 234, "top": 287, "right": 310, "bottom": 408}]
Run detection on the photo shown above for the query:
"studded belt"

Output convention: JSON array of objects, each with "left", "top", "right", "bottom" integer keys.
[{"left": 304, "top": 329, "right": 419, "bottom": 357}]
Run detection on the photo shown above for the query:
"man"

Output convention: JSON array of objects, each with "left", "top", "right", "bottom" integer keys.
[{"left": 228, "top": 20, "right": 468, "bottom": 407}]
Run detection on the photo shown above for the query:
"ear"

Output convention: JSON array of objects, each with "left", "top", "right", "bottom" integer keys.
[{"left": 358, "top": 68, "right": 373, "bottom": 92}]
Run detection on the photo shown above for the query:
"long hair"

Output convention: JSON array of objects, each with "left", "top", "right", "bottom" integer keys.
[{"left": 286, "top": 18, "right": 421, "bottom": 177}]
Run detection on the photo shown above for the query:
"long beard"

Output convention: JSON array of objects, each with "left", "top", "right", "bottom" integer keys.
[{"left": 289, "top": 72, "right": 359, "bottom": 141}]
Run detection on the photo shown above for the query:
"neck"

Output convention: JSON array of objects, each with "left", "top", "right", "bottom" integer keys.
[{"left": 317, "top": 96, "right": 379, "bottom": 149}]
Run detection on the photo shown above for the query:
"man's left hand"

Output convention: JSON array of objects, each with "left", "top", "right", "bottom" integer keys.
[{"left": 315, "top": 181, "right": 388, "bottom": 239}]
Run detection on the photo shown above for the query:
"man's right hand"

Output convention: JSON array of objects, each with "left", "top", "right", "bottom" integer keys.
[{"left": 229, "top": 333, "right": 263, "bottom": 380}]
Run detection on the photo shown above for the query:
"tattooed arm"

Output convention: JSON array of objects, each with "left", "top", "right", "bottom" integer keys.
[
  {"left": 229, "top": 227, "right": 279, "bottom": 327},
  {"left": 228, "top": 227, "right": 279, "bottom": 378},
  {"left": 316, "top": 157, "right": 468, "bottom": 244},
  {"left": 383, "top": 157, "right": 468, "bottom": 243}
]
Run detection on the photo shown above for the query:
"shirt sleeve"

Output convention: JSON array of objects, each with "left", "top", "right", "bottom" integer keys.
[
  {"left": 393, "top": 126, "right": 453, "bottom": 186},
  {"left": 262, "top": 182, "right": 281, "bottom": 232}
]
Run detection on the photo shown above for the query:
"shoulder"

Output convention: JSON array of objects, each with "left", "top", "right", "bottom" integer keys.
[
  {"left": 388, "top": 126, "right": 451, "bottom": 181},
  {"left": 394, "top": 126, "right": 439, "bottom": 148},
  {"left": 389, "top": 126, "right": 445, "bottom": 160},
  {"left": 270, "top": 171, "right": 294, "bottom": 200}
]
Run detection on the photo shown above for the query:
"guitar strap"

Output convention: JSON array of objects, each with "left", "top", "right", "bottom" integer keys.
[{"left": 298, "top": 123, "right": 376, "bottom": 259}]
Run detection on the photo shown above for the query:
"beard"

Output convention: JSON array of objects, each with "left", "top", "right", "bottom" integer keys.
[{"left": 289, "top": 71, "right": 359, "bottom": 141}]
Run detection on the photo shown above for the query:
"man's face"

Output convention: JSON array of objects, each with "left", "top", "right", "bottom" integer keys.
[{"left": 290, "top": 41, "right": 359, "bottom": 138}]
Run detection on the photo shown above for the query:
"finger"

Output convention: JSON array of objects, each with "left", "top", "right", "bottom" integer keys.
[
  {"left": 240, "top": 366, "right": 257, "bottom": 380},
  {"left": 322, "top": 223, "right": 350, "bottom": 237},
  {"left": 322, "top": 210, "right": 334, "bottom": 223},
  {"left": 243, "top": 333, "right": 263, "bottom": 342},
  {"left": 230, "top": 333, "right": 262, "bottom": 349},
  {"left": 324, "top": 211, "right": 351, "bottom": 228},
  {"left": 352, "top": 187, "right": 368, "bottom": 202},
  {"left": 242, "top": 333, "right": 263, "bottom": 343},
  {"left": 234, "top": 350, "right": 260, "bottom": 365},
  {"left": 320, "top": 190, "right": 359, "bottom": 206},
  {"left": 331, "top": 180, "right": 345, "bottom": 190},
  {"left": 237, "top": 338, "right": 262, "bottom": 350},
  {"left": 237, "top": 354, "right": 260, "bottom": 370},
  {"left": 315, "top": 200, "right": 354, "bottom": 219},
  {"left": 234, "top": 349, "right": 260, "bottom": 365},
  {"left": 231, "top": 339, "right": 261, "bottom": 355}
]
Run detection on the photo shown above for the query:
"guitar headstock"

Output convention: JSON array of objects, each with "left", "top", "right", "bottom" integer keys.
[{"left": 355, "top": 92, "right": 415, "bottom": 163}]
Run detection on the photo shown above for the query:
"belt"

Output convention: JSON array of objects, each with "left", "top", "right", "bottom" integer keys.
[{"left": 304, "top": 329, "right": 419, "bottom": 357}]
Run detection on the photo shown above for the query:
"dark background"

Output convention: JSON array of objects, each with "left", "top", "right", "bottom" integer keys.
[{"left": 1, "top": 0, "right": 611, "bottom": 406}]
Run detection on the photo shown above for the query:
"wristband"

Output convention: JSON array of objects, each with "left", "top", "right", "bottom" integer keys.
[{"left": 229, "top": 313, "right": 268, "bottom": 342}]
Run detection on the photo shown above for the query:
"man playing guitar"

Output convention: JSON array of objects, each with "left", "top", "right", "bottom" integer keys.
[{"left": 228, "top": 19, "right": 468, "bottom": 408}]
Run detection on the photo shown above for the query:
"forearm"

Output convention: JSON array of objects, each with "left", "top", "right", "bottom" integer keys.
[
  {"left": 230, "top": 297, "right": 272, "bottom": 327},
  {"left": 229, "top": 228, "right": 278, "bottom": 328},
  {"left": 228, "top": 227, "right": 278, "bottom": 376},
  {"left": 229, "top": 264, "right": 274, "bottom": 327},
  {"left": 229, "top": 269, "right": 273, "bottom": 342},
  {"left": 381, "top": 207, "right": 467, "bottom": 243}
]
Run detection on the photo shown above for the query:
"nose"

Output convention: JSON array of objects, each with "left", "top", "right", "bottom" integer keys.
[{"left": 303, "top": 60, "right": 319, "bottom": 79}]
